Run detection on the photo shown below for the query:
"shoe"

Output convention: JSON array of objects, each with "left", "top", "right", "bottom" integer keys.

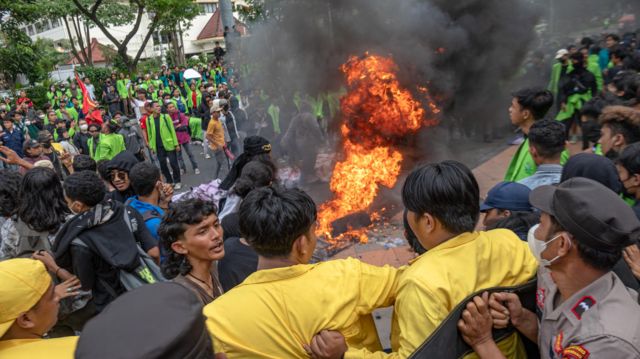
[
  {"left": 205, "top": 154, "right": 211, "bottom": 159},
  {"left": 195, "top": 168, "right": 200, "bottom": 175},
  {"left": 174, "top": 183, "right": 182, "bottom": 190},
  {"left": 180, "top": 169, "right": 186, "bottom": 176}
]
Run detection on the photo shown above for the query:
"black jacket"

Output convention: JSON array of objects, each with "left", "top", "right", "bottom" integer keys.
[
  {"left": 73, "top": 132, "right": 91, "bottom": 155},
  {"left": 53, "top": 200, "right": 157, "bottom": 311}
]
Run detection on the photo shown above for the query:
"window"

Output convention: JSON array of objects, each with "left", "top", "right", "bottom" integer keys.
[
  {"left": 43, "top": 20, "right": 51, "bottom": 31},
  {"left": 50, "top": 18, "right": 60, "bottom": 28},
  {"left": 35, "top": 21, "right": 45, "bottom": 34},
  {"left": 201, "top": 3, "right": 216, "bottom": 13},
  {"left": 28, "top": 25, "right": 35, "bottom": 36}
]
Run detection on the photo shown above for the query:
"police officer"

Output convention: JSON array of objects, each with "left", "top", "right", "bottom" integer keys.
[{"left": 457, "top": 177, "right": 640, "bottom": 359}]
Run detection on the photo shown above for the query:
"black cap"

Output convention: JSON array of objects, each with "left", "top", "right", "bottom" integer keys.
[
  {"left": 530, "top": 177, "right": 640, "bottom": 253},
  {"left": 75, "top": 282, "right": 213, "bottom": 359}
]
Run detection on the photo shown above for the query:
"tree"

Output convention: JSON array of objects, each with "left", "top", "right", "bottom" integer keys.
[
  {"left": 0, "top": 23, "right": 45, "bottom": 85},
  {"left": 67, "top": 0, "right": 199, "bottom": 73}
]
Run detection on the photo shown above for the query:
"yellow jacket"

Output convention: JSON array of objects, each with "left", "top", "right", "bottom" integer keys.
[
  {"left": 346, "top": 230, "right": 537, "bottom": 358},
  {"left": 206, "top": 117, "right": 225, "bottom": 152},
  {"left": 204, "top": 258, "right": 399, "bottom": 358},
  {"left": 0, "top": 337, "right": 78, "bottom": 359}
]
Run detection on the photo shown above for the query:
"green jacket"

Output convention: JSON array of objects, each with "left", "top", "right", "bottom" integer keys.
[
  {"left": 169, "top": 97, "right": 189, "bottom": 114},
  {"left": 90, "top": 133, "right": 126, "bottom": 161},
  {"left": 186, "top": 89, "right": 202, "bottom": 109},
  {"left": 146, "top": 113, "right": 179, "bottom": 152},
  {"left": 309, "top": 95, "right": 325, "bottom": 118},
  {"left": 116, "top": 79, "right": 130, "bottom": 99},
  {"left": 504, "top": 138, "right": 570, "bottom": 182},
  {"left": 587, "top": 54, "right": 603, "bottom": 93},
  {"left": 267, "top": 104, "right": 281, "bottom": 135}
]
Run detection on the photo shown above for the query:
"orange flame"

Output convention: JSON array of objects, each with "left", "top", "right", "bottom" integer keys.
[{"left": 317, "top": 54, "right": 439, "bottom": 242}]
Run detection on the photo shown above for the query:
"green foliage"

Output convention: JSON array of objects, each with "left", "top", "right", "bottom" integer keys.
[
  {"left": 25, "top": 85, "right": 49, "bottom": 109},
  {"left": 33, "top": 38, "right": 67, "bottom": 74},
  {"left": 198, "top": 52, "right": 209, "bottom": 64},
  {"left": 76, "top": 66, "right": 112, "bottom": 91},
  {"left": 237, "top": 0, "right": 266, "bottom": 23},
  {"left": 186, "top": 56, "right": 201, "bottom": 68},
  {"left": 0, "top": 24, "right": 45, "bottom": 84},
  {"left": 136, "top": 57, "right": 162, "bottom": 76}
]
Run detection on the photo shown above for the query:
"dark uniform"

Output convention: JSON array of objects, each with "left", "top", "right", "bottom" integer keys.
[{"left": 537, "top": 266, "right": 640, "bottom": 358}]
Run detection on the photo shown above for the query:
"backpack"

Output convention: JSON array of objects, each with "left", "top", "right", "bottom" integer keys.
[
  {"left": 14, "top": 219, "right": 53, "bottom": 258},
  {"left": 409, "top": 279, "right": 539, "bottom": 359},
  {"left": 70, "top": 208, "right": 166, "bottom": 296}
]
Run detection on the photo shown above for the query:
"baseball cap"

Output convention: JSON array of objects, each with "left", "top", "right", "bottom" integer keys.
[
  {"left": 0, "top": 259, "right": 52, "bottom": 337},
  {"left": 480, "top": 182, "right": 532, "bottom": 212},
  {"left": 555, "top": 49, "right": 569, "bottom": 59},
  {"left": 530, "top": 177, "right": 640, "bottom": 253},
  {"left": 210, "top": 99, "right": 227, "bottom": 113},
  {"left": 23, "top": 139, "right": 42, "bottom": 151}
]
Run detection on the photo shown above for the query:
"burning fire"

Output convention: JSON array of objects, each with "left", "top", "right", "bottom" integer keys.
[{"left": 317, "top": 54, "right": 439, "bottom": 242}]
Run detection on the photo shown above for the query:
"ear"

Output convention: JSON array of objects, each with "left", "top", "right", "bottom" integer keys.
[
  {"left": 556, "top": 232, "right": 573, "bottom": 256},
  {"left": 171, "top": 240, "right": 188, "bottom": 255},
  {"left": 613, "top": 133, "right": 626, "bottom": 148},
  {"left": 502, "top": 209, "right": 512, "bottom": 218},
  {"left": 632, "top": 174, "right": 640, "bottom": 187},
  {"left": 522, "top": 109, "right": 532, "bottom": 121},
  {"left": 292, "top": 234, "right": 308, "bottom": 256},
  {"left": 422, "top": 213, "right": 436, "bottom": 234},
  {"left": 528, "top": 145, "right": 537, "bottom": 158},
  {"left": 15, "top": 311, "right": 36, "bottom": 330}
]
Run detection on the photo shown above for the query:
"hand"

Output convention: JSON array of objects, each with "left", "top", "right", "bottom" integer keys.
[
  {"left": 623, "top": 244, "right": 640, "bottom": 279},
  {"left": 303, "top": 330, "right": 347, "bottom": 359},
  {"left": 176, "top": 145, "right": 181, "bottom": 152},
  {"left": 0, "top": 146, "right": 23, "bottom": 165},
  {"left": 458, "top": 292, "right": 494, "bottom": 348},
  {"left": 32, "top": 250, "right": 58, "bottom": 272},
  {"left": 489, "top": 292, "right": 524, "bottom": 328},
  {"left": 159, "top": 183, "right": 174, "bottom": 208},
  {"left": 54, "top": 276, "right": 82, "bottom": 300}
]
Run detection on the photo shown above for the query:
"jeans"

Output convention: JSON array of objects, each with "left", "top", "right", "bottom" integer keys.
[
  {"left": 212, "top": 150, "right": 229, "bottom": 180},
  {"left": 202, "top": 130, "right": 210, "bottom": 156},
  {"left": 178, "top": 142, "right": 199, "bottom": 171},
  {"left": 156, "top": 146, "right": 181, "bottom": 184}
]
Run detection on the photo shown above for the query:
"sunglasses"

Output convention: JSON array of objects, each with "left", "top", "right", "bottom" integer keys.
[{"left": 110, "top": 171, "right": 127, "bottom": 181}]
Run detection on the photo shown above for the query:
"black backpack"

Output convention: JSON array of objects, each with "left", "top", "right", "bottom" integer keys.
[{"left": 409, "top": 279, "right": 539, "bottom": 359}]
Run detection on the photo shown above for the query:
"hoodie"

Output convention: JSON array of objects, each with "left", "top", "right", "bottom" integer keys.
[
  {"left": 118, "top": 118, "right": 145, "bottom": 154},
  {"left": 105, "top": 151, "right": 140, "bottom": 203},
  {"left": 53, "top": 200, "right": 157, "bottom": 311}
]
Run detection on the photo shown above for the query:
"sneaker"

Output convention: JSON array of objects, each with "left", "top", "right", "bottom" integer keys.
[
  {"left": 205, "top": 154, "right": 211, "bottom": 159},
  {"left": 195, "top": 168, "right": 200, "bottom": 175},
  {"left": 174, "top": 183, "right": 182, "bottom": 190}
]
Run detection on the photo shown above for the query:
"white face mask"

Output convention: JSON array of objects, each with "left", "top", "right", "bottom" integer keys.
[
  {"left": 527, "top": 224, "right": 567, "bottom": 267},
  {"left": 80, "top": 124, "right": 88, "bottom": 131}
]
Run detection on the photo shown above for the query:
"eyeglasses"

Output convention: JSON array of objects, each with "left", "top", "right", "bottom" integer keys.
[{"left": 110, "top": 171, "right": 127, "bottom": 182}]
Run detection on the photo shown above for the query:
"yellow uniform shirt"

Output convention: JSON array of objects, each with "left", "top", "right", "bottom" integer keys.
[
  {"left": 346, "top": 230, "right": 537, "bottom": 358},
  {"left": 0, "top": 336, "right": 78, "bottom": 358},
  {"left": 204, "top": 257, "right": 399, "bottom": 358}
]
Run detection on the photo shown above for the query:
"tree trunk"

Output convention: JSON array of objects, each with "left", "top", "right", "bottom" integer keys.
[
  {"left": 84, "top": 22, "right": 93, "bottom": 66},
  {"left": 63, "top": 16, "right": 86, "bottom": 66},
  {"left": 178, "top": 23, "right": 186, "bottom": 65}
]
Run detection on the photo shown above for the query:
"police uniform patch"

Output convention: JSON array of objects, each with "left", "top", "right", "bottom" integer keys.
[
  {"left": 562, "top": 345, "right": 590, "bottom": 359},
  {"left": 571, "top": 296, "right": 596, "bottom": 320},
  {"left": 553, "top": 331, "right": 564, "bottom": 354}
]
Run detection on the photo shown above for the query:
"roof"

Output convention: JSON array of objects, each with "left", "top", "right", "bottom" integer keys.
[
  {"left": 66, "top": 38, "right": 114, "bottom": 65},
  {"left": 196, "top": 9, "right": 247, "bottom": 40}
]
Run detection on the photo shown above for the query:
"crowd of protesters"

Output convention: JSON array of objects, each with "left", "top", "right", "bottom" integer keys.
[{"left": 0, "top": 25, "right": 639, "bottom": 359}]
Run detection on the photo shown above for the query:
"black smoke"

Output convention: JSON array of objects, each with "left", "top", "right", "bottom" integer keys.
[{"left": 235, "top": 0, "right": 542, "bottom": 133}]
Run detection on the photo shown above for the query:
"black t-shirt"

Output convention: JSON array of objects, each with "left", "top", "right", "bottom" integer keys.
[
  {"left": 221, "top": 212, "right": 241, "bottom": 240},
  {"left": 153, "top": 115, "right": 163, "bottom": 151},
  {"left": 218, "top": 237, "right": 258, "bottom": 292}
]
